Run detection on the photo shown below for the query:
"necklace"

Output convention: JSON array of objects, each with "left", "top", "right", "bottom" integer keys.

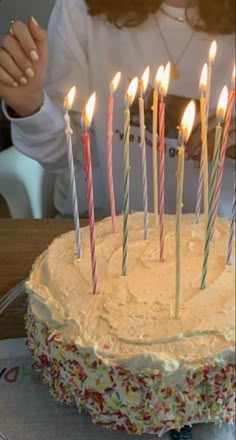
[
  {"left": 159, "top": 5, "right": 186, "bottom": 23},
  {"left": 154, "top": 15, "right": 195, "bottom": 80}
]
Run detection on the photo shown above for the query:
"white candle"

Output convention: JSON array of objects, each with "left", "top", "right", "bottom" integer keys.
[
  {"left": 64, "top": 87, "right": 82, "bottom": 259},
  {"left": 139, "top": 66, "right": 150, "bottom": 240},
  {"left": 107, "top": 72, "right": 121, "bottom": 234}
]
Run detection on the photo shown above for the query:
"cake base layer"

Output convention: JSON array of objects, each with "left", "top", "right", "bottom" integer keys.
[
  {"left": 26, "top": 310, "right": 235, "bottom": 436},
  {"left": 25, "top": 213, "right": 235, "bottom": 435}
]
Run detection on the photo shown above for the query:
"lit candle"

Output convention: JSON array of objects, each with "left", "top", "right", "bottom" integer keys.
[
  {"left": 195, "top": 63, "right": 209, "bottom": 227},
  {"left": 139, "top": 66, "right": 150, "bottom": 240},
  {"left": 152, "top": 65, "right": 164, "bottom": 225},
  {"left": 122, "top": 77, "right": 139, "bottom": 276},
  {"left": 107, "top": 72, "right": 121, "bottom": 234},
  {"left": 64, "top": 86, "right": 82, "bottom": 259},
  {"left": 226, "top": 175, "right": 236, "bottom": 266},
  {"left": 81, "top": 92, "right": 98, "bottom": 294},
  {"left": 175, "top": 100, "right": 196, "bottom": 319},
  {"left": 196, "top": 42, "right": 217, "bottom": 225},
  {"left": 211, "top": 65, "right": 236, "bottom": 238},
  {"left": 159, "top": 62, "right": 170, "bottom": 262},
  {"left": 201, "top": 86, "right": 228, "bottom": 289}
]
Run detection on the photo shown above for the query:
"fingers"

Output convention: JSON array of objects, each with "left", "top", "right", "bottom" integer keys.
[
  {"left": 27, "top": 16, "right": 48, "bottom": 65},
  {"left": 0, "top": 65, "right": 18, "bottom": 87},
  {"left": 0, "top": 49, "right": 29, "bottom": 86},
  {"left": 27, "top": 16, "right": 46, "bottom": 43},
  {"left": 0, "top": 34, "right": 35, "bottom": 83},
  {"left": 8, "top": 19, "right": 40, "bottom": 62},
  {"left": 0, "top": 17, "right": 47, "bottom": 89}
]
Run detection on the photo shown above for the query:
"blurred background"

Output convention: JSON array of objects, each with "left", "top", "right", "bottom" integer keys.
[{"left": 0, "top": 0, "right": 55, "bottom": 33}]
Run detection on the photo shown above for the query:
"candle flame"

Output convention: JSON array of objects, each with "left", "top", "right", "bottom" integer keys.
[
  {"left": 180, "top": 100, "right": 196, "bottom": 144},
  {"left": 82, "top": 92, "right": 96, "bottom": 127},
  {"left": 64, "top": 86, "right": 76, "bottom": 110},
  {"left": 155, "top": 65, "right": 164, "bottom": 87},
  {"left": 126, "top": 76, "right": 139, "bottom": 106},
  {"left": 140, "top": 66, "right": 150, "bottom": 94},
  {"left": 199, "top": 63, "right": 208, "bottom": 92},
  {"left": 208, "top": 40, "right": 217, "bottom": 64},
  {"left": 160, "top": 62, "right": 170, "bottom": 97},
  {"left": 216, "top": 85, "right": 228, "bottom": 122},
  {"left": 110, "top": 72, "right": 121, "bottom": 94}
]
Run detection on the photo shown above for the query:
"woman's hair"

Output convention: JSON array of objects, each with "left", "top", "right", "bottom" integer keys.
[{"left": 85, "top": 0, "right": 235, "bottom": 34}]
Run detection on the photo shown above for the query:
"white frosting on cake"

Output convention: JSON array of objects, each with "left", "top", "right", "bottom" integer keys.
[{"left": 27, "top": 213, "right": 235, "bottom": 374}]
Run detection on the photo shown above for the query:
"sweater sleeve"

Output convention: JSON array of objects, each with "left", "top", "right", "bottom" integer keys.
[{"left": 3, "top": 0, "right": 90, "bottom": 174}]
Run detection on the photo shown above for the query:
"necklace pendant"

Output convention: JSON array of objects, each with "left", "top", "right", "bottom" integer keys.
[{"left": 171, "top": 64, "right": 180, "bottom": 80}]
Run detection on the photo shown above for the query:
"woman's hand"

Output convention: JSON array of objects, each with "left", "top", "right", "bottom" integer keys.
[
  {"left": 0, "top": 17, "right": 48, "bottom": 117},
  {"left": 186, "top": 109, "right": 236, "bottom": 164}
]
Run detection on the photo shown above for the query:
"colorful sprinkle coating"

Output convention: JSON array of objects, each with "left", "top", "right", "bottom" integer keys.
[{"left": 25, "top": 307, "right": 236, "bottom": 436}]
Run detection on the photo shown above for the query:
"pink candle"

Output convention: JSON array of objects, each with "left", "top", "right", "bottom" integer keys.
[
  {"left": 158, "top": 62, "right": 170, "bottom": 262},
  {"left": 107, "top": 72, "right": 121, "bottom": 234},
  {"left": 211, "top": 65, "right": 235, "bottom": 238},
  {"left": 82, "top": 93, "right": 99, "bottom": 295}
]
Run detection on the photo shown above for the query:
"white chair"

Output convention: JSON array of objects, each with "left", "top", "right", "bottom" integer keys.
[{"left": 0, "top": 146, "right": 56, "bottom": 218}]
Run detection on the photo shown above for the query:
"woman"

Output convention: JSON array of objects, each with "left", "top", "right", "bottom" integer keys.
[
  {"left": 0, "top": 0, "right": 235, "bottom": 219},
  {"left": 0, "top": 2, "right": 235, "bottom": 439}
]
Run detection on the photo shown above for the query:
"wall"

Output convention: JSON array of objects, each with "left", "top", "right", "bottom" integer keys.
[{"left": 0, "top": 0, "right": 55, "bottom": 33}]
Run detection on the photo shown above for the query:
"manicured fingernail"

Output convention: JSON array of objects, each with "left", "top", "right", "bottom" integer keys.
[
  {"left": 25, "top": 67, "right": 34, "bottom": 78},
  {"left": 30, "top": 50, "right": 39, "bottom": 61},
  {"left": 12, "top": 81, "right": 18, "bottom": 88},
  {"left": 20, "top": 77, "right": 28, "bottom": 85},
  {"left": 31, "top": 16, "right": 39, "bottom": 26}
]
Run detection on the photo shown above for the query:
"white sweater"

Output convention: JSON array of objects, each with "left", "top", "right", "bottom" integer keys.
[{"left": 5, "top": 0, "right": 235, "bottom": 217}]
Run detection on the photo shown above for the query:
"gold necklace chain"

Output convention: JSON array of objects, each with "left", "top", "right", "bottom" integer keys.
[
  {"left": 154, "top": 15, "right": 195, "bottom": 80},
  {"left": 160, "top": 5, "right": 186, "bottom": 23}
]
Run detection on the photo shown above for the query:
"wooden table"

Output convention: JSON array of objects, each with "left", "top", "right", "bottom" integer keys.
[{"left": 0, "top": 219, "right": 89, "bottom": 340}]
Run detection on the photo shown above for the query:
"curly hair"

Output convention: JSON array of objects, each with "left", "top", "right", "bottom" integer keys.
[{"left": 85, "top": 0, "right": 235, "bottom": 34}]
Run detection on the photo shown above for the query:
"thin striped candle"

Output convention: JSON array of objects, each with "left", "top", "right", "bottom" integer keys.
[
  {"left": 211, "top": 65, "right": 236, "bottom": 238},
  {"left": 175, "top": 100, "right": 196, "bottom": 319},
  {"left": 196, "top": 44, "right": 217, "bottom": 225},
  {"left": 226, "top": 176, "right": 236, "bottom": 266},
  {"left": 159, "top": 62, "right": 170, "bottom": 262},
  {"left": 201, "top": 86, "right": 228, "bottom": 289},
  {"left": 152, "top": 65, "right": 164, "bottom": 225},
  {"left": 81, "top": 93, "right": 98, "bottom": 294},
  {"left": 122, "top": 77, "right": 138, "bottom": 276},
  {"left": 175, "top": 146, "right": 184, "bottom": 319},
  {"left": 107, "top": 72, "right": 121, "bottom": 234},
  {"left": 195, "top": 63, "right": 208, "bottom": 226},
  {"left": 139, "top": 66, "right": 150, "bottom": 240},
  {"left": 64, "top": 87, "right": 82, "bottom": 259}
]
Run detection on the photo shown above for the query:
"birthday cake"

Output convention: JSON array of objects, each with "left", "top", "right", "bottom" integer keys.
[{"left": 25, "top": 213, "right": 235, "bottom": 436}]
